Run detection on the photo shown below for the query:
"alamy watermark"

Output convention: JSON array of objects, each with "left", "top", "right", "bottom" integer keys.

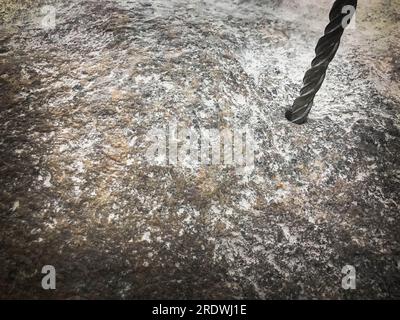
[
  {"left": 342, "top": 5, "right": 357, "bottom": 30},
  {"left": 144, "top": 122, "right": 256, "bottom": 175},
  {"left": 41, "top": 265, "right": 56, "bottom": 290},
  {"left": 341, "top": 265, "right": 356, "bottom": 290}
]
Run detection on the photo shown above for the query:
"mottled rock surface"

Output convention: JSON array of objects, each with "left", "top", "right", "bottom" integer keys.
[{"left": 0, "top": 0, "right": 399, "bottom": 299}]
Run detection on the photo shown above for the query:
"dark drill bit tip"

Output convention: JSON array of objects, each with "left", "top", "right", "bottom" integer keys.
[
  {"left": 285, "top": 109, "right": 309, "bottom": 125},
  {"left": 286, "top": 0, "right": 358, "bottom": 125}
]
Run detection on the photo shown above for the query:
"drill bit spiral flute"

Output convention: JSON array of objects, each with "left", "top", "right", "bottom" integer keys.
[{"left": 286, "top": 0, "right": 358, "bottom": 124}]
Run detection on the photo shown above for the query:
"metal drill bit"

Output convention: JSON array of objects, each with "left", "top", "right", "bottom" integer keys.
[{"left": 286, "top": 0, "right": 358, "bottom": 124}]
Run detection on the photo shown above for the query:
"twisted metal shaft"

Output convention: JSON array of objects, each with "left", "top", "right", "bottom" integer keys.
[{"left": 286, "top": 0, "right": 358, "bottom": 124}]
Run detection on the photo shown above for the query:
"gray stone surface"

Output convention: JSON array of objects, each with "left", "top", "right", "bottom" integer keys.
[{"left": 0, "top": 0, "right": 399, "bottom": 299}]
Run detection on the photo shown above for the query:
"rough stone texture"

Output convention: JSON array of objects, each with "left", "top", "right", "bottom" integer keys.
[{"left": 0, "top": 0, "right": 399, "bottom": 299}]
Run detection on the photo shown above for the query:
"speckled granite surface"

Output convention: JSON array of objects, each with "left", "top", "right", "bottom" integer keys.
[{"left": 0, "top": 0, "right": 399, "bottom": 299}]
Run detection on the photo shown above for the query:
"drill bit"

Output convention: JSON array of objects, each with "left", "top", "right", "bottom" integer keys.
[{"left": 286, "top": 0, "right": 358, "bottom": 124}]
